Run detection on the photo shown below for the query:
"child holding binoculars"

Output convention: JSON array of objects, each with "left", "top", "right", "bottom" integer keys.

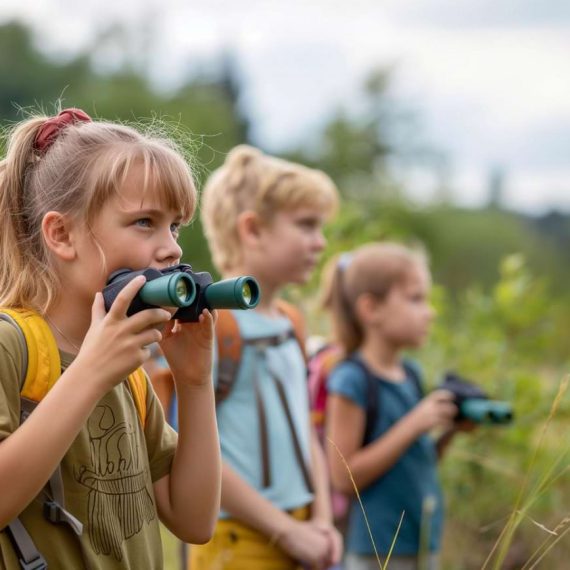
[
  {"left": 187, "top": 145, "right": 343, "bottom": 569},
  {"left": 0, "top": 109, "right": 221, "bottom": 568},
  {"left": 323, "top": 242, "right": 467, "bottom": 570}
]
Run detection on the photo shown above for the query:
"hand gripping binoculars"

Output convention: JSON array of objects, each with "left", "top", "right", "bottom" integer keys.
[
  {"left": 102, "top": 263, "right": 260, "bottom": 321},
  {"left": 440, "top": 372, "right": 513, "bottom": 425}
]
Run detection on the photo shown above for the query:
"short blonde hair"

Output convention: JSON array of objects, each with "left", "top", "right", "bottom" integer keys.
[
  {"left": 321, "top": 242, "right": 429, "bottom": 354},
  {"left": 201, "top": 145, "right": 339, "bottom": 273},
  {"left": 0, "top": 113, "right": 196, "bottom": 312}
]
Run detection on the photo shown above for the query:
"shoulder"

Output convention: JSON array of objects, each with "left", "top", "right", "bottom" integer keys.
[{"left": 327, "top": 357, "right": 370, "bottom": 408}]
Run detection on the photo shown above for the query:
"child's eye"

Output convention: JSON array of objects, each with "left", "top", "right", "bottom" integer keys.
[
  {"left": 170, "top": 223, "right": 181, "bottom": 236},
  {"left": 135, "top": 218, "right": 152, "bottom": 228},
  {"left": 297, "top": 219, "right": 318, "bottom": 230}
]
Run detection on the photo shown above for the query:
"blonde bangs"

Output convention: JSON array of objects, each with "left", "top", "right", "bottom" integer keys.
[{"left": 84, "top": 140, "right": 196, "bottom": 224}]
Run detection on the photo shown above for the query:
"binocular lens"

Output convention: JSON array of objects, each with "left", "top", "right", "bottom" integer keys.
[
  {"left": 242, "top": 282, "right": 252, "bottom": 304},
  {"left": 176, "top": 279, "right": 191, "bottom": 302}
]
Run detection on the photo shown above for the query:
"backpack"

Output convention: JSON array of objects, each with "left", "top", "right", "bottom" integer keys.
[
  {"left": 147, "top": 300, "right": 313, "bottom": 495},
  {"left": 307, "top": 343, "right": 423, "bottom": 523},
  {"left": 0, "top": 307, "right": 148, "bottom": 570}
]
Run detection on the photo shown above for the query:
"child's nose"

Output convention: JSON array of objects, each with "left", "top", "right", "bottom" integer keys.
[
  {"left": 313, "top": 230, "right": 327, "bottom": 251},
  {"left": 158, "top": 232, "right": 183, "bottom": 264}
]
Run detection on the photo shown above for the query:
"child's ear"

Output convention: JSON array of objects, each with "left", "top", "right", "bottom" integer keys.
[
  {"left": 236, "top": 210, "right": 263, "bottom": 247},
  {"left": 42, "top": 211, "right": 77, "bottom": 261},
  {"left": 355, "top": 293, "right": 382, "bottom": 325}
]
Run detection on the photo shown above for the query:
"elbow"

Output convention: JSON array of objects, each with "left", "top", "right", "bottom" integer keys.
[
  {"left": 330, "top": 470, "right": 357, "bottom": 496},
  {"left": 174, "top": 516, "right": 217, "bottom": 545}
]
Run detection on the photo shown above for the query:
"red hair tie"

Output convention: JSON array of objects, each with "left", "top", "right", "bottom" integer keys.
[{"left": 34, "top": 108, "right": 92, "bottom": 154}]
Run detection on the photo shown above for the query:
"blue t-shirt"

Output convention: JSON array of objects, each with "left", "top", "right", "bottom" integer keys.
[{"left": 328, "top": 356, "right": 444, "bottom": 556}]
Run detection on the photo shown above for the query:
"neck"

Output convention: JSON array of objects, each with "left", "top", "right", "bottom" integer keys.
[
  {"left": 359, "top": 334, "right": 404, "bottom": 380},
  {"left": 44, "top": 299, "right": 92, "bottom": 354}
]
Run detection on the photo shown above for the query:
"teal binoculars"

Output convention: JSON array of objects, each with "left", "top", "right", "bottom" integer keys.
[
  {"left": 103, "top": 263, "right": 260, "bottom": 321},
  {"left": 458, "top": 398, "right": 513, "bottom": 425},
  {"left": 441, "top": 372, "right": 513, "bottom": 425}
]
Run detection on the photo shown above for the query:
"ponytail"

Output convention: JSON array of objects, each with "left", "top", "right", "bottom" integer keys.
[
  {"left": 320, "top": 254, "right": 364, "bottom": 354},
  {"left": 0, "top": 115, "right": 55, "bottom": 310}
]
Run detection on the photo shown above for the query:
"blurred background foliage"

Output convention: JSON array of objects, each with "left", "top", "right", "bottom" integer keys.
[{"left": 1, "top": 20, "right": 569, "bottom": 569}]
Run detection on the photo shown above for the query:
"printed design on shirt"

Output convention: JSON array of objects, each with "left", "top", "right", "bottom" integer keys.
[{"left": 76, "top": 404, "right": 155, "bottom": 561}]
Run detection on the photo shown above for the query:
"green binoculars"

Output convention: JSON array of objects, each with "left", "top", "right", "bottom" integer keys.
[
  {"left": 103, "top": 264, "right": 261, "bottom": 321},
  {"left": 458, "top": 399, "right": 513, "bottom": 425},
  {"left": 441, "top": 372, "right": 514, "bottom": 426}
]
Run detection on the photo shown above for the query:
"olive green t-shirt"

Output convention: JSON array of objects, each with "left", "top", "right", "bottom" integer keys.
[{"left": 0, "top": 321, "right": 178, "bottom": 569}]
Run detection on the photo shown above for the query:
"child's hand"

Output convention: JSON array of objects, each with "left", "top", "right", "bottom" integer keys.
[
  {"left": 275, "top": 519, "right": 332, "bottom": 567},
  {"left": 75, "top": 276, "right": 172, "bottom": 392},
  {"left": 409, "top": 389, "right": 457, "bottom": 434},
  {"left": 310, "top": 519, "right": 343, "bottom": 568},
  {"left": 159, "top": 309, "right": 217, "bottom": 388}
]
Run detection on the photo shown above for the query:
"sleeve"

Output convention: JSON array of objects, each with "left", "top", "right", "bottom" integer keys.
[
  {"left": 0, "top": 321, "right": 25, "bottom": 441},
  {"left": 143, "top": 375, "right": 178, "bottom": 482},
  {"left": 327, "top": 360, "right": 369, "bottom": 410}
]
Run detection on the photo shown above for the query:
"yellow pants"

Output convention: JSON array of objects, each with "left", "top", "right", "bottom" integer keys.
[{"left": 189, "top": 506, "right": 310, "bottom": 570}]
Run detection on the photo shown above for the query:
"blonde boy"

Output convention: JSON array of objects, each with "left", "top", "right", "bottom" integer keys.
[{"left": 191, "top": 145, "right": 342, "bottom": 569}]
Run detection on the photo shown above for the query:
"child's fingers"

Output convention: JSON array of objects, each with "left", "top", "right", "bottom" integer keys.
[
  {"left": 106, "top": 275, "right": 146, "bottom": 319},
  {"left": 91, "top": 292, "right": 106, "bottom": 323},
  {"left": 135, "top": 327, "right": 163, "bottom": 348},
  {"left": 126, "top": 307, "right": 172, "bottom": 333}
]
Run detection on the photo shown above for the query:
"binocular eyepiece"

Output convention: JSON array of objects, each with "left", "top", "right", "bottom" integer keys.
[
  {"left": 441, "top": 372, "right": 513, "bottom": 425},
  {"left": 103, "top": 264, "right": 261, "bottom": 321}
]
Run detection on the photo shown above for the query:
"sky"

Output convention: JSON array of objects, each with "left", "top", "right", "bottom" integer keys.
[{"left": 1, "top": 0, "right": 569, "bottom": 213}]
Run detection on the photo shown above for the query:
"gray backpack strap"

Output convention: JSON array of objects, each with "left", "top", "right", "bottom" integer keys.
[{"left": 6, "top": 519, "right": 48, "bottom": 570}]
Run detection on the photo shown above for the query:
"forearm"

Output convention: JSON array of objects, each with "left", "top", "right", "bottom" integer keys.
[
  {"left": 308, "top": 430, "right": 332, "bottom": 523},
  {"left": 0, "top": 363, "right": 104, "bottom": 526},
  {"left": 221, "top": 462, "right": 295, "bottom": 539},
  {"left": 334, "top": 415, "right": 422, "bottom": 493},
  {"left": 160, "top": 382, "right": 221, "bottom": 542},
  {"left": 436, "top": 426, "right": 457, "bottom": 459}
]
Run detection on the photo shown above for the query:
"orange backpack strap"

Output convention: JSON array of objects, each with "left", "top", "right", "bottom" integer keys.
[
  {"left": 214, "top": 303, "right": 307, "bottom": 405},
  {"left": 215, "top": 309, "right": 243, "bottom": 405},
  {"left": 275, "top": 299, "right": 307, "bottom": 361}
]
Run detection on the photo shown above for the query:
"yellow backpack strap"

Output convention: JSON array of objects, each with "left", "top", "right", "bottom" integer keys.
[
  {"left": 0, "top": 308, "right": 60, "bottom": 401},
  {"left": 128, "top": 367, "right": 148, "bottom": 428},
  {"left": 275, "top": 299, "right": 307, "bottom": 362}
]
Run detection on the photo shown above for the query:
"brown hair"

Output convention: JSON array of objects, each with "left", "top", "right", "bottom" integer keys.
[
  {"left": 201, "top": 145, "right": 339, "bottom": 273},
  {"left": 0, "top": 113, "right": 197, "bottom": 312},
  {"left": 321, "top": 242, "right": 429, "bottom": 353}
]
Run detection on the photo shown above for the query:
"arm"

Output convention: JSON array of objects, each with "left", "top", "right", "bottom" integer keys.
[
  {"left": 327, "top": 390, "right": 457, "bottom": 495},
  {"left": 436, "top": 419, "right": 477, "bottom": 459},
  {"left": 307, "top": 426, "right": 343, "bottom": 567},
  {"left": 0, "top": 362, "right": 110, "bottom": 526},
  {"left": 153, "top": 311, "right": 221, "bottom": 544},
  {"left": 153, "top": 381, "right": 220, "bottom": 543},
  {"left": 0, "top": 280, "right": 172, "bottom": 527}
]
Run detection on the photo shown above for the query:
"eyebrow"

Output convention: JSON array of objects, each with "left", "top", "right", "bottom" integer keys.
[{"left": 122, "top": 208, "right": 183, "bottom": 221}]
